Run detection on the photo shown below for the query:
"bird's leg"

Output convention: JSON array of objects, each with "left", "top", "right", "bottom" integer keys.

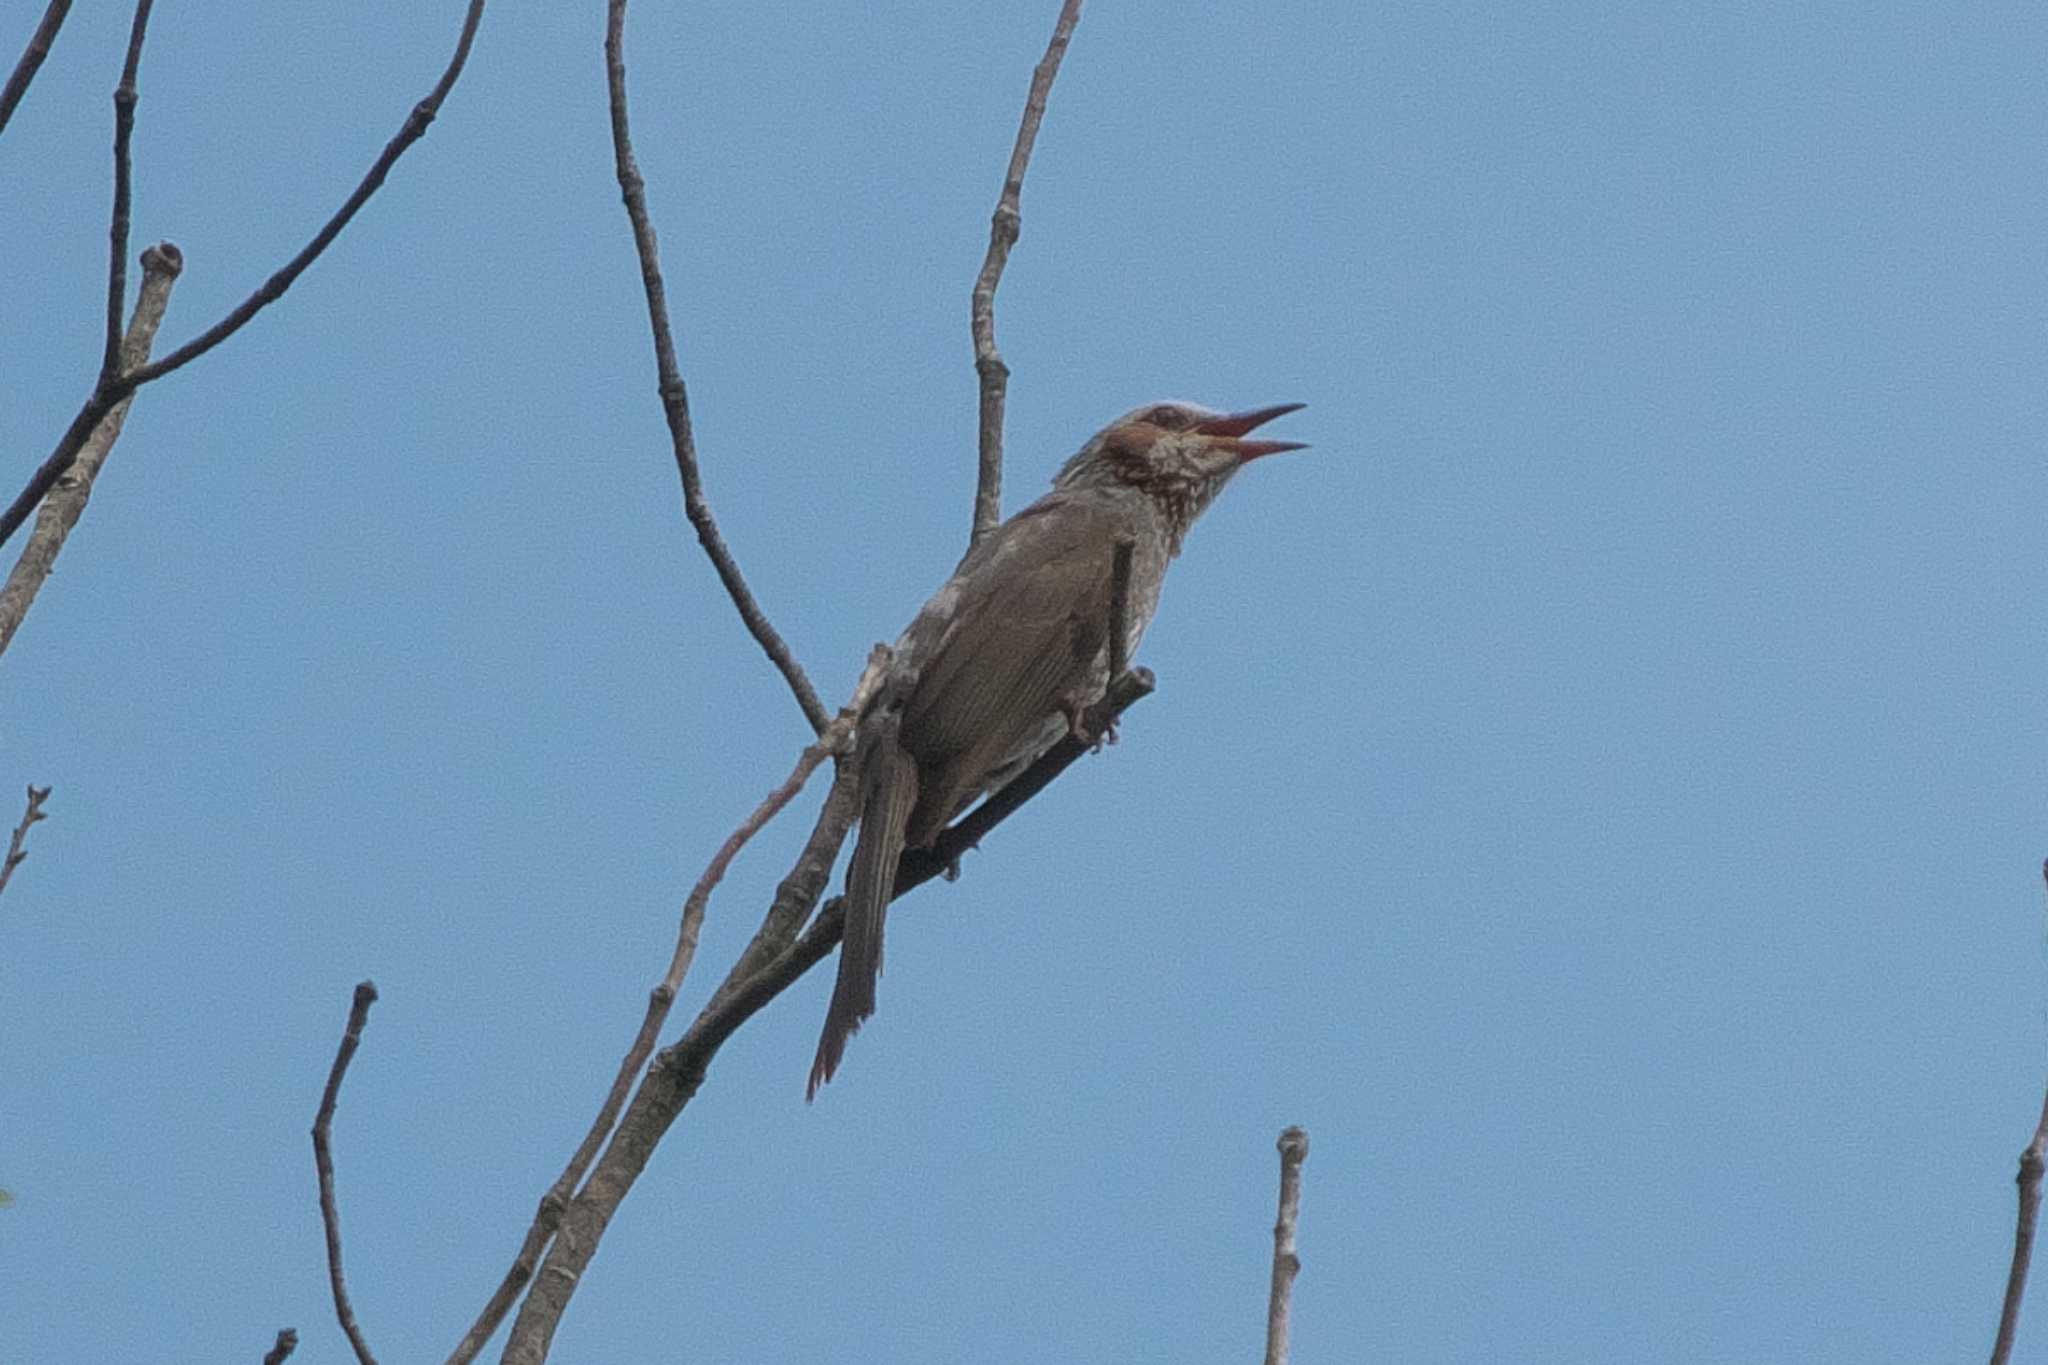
[
  {"left": 1060, "top": 693, "right": 1090, "bottom": 743},
  {"left": 1061, "top": 688, "right": 1118, "bottom": 751}
]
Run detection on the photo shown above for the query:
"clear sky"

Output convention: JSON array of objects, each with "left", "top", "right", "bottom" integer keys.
[{"left": 3, "top": 2, "right": 2045, "bottom": 1361}]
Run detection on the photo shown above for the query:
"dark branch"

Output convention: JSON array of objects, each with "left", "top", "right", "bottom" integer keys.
[
  {"left": 496, "top": 669, "right": 1153, "bottom": 1364},
  {"left": 313, "top": 982, "right": 381, "bottom": 1365},
  {"left": 104, "top": 0, "right": 154, "bottom": 378},
  {"left": 0, "top": 0, "right": 72, "bottom": 138},
  {"left": 1264, "top": 1127, "right": 1310, "bottom": 1365},
  {"left": 603, "top": 0, "right": 829, "bottom": 736},
  {"left": 0, "top": 0, "right": 490, "bottom": 553},
  {"left": 261, "top": 1327, "right": 300, "bottom": 1365},
  {"left": 0, "top": 784, "right": 51, "bottom": 900},
  {"left": 896, "top": 666, "right": 1152, "bottom": 893},
  {"left": 968, "top": 0, "right": 1084, "bottom": 546},
  {"left": 1990, "top": 860, "right": 2048, "bottom": 1365}
]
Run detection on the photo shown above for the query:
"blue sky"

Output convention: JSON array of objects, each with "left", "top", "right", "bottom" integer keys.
[{"left": 3, "top": 2, "right": 2045, "bottom": 1360}]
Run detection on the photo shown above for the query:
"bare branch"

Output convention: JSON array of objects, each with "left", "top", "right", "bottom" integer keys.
[
  {"left": 105, "top": 0, "right": 155, "bottom": 378},
  {"left": 0, "top": 243, "right": 182, "bottom": 660},
  {"left": 1990, "top": 861, "right": 2048, "bottom": 1365},
  {"left": 0, "top": 0, "right": 71, "bottom": 137},
  {"left": 969, "top": 0, "right": 1084, "bottom": 546},
  {"left": 603, "top": 0, "right": 829, "bottom": 737},
  {"left": 0, "top": 0, "right": 491, "bottom": 553},
  {"left": 443, "top": 689, "right": 869, "bottom": 1365},
  {"left": 261, "top": 1327, "right": 300, "bottom": 1365},
  {"left": 0, "top": 785, "right": 51, "bottom": 900},
  {"left": 497, "top": 670, "right": 1153, "bottom": 1364},
  {"left": 1264, "top": 1126, "right": 1310, "bottom": 1365},
  {"left": 313, "top": 982, "right": 381, "bottom": 1365}
]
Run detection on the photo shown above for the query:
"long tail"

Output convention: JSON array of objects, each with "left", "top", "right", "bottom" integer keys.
[{"left": 808, "top": 735, "right": 918, "bottom": 1099}]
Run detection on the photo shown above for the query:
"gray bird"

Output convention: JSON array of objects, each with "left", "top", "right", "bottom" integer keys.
[{"left": 809, "top": 400, "right": 1307, "bottom": 1096}]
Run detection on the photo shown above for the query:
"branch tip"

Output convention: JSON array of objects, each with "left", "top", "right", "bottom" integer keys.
[{"left": 968, "top": 0, "right": 1086, "bottom": 547}]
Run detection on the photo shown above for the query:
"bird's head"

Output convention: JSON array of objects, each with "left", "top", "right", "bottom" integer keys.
[{"left": 1053, "top": 401, "right": 1308, "bottom": 550}]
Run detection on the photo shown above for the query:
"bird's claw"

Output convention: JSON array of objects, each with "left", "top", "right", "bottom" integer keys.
[{"left": 1062, "top": 695, "right": 1118, "bottom": 752}]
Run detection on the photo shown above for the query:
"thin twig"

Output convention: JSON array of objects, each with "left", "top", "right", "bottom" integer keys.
[
  {"left": 1989, "top": 860, "right": 2048, "bottom": 1365},
  {"left": 0, "top": 0, "right": 72, "bottom": 137},
  {"left": 604, "top": 0, "right": 829, "bottom": 736},
  {"left": 261, "top": 1327, "right": 300, "bottom": 1365},
  {"left": 0, "top": 243, "right": 182, "bottom": 660},
  {"left": 968, "top": 0, "right": 1084, "bottom": 546},
  {"left": 1264, "top": 1126, "right": 1310, "bottom": 1365},
  {"left": 443, "top": 689, "right": 868, "bottom": 1365},
  {"left": 313, "top": 982, "right": 381, "bottom": 1365},
  {"left": 496, "top": 670, "right": 1153, "bottom": 1365},
  {"left": 0, "top": 0, "right": 490, "bottom": 553},
  {"left": 0, "top": 785, "right": 51, "bottom": 899},
  {"left": 105, "top": 0, "right": 154, "bottom": 378},
  {"left": 1992, "top": 1090, "right": 2048, "bottom": 1365}
]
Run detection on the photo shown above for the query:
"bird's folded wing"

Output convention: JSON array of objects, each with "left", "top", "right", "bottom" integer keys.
[{"left": 901, "top": 494, "right": 1122, "bottom": 773}]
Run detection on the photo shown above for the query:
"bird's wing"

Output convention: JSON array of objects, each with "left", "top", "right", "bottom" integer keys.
[{"left": 900, "top": 492, "right": 1126, "bottom": 778}]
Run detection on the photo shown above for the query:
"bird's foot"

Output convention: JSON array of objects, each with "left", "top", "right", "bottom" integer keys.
[{"left": 1062, "top": 693, "right": 1117, "bottom": 752}]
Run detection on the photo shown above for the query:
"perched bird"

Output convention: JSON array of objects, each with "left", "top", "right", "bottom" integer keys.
[{"left": 808, "top": 400, "right": 1307, "bottom": 1097}]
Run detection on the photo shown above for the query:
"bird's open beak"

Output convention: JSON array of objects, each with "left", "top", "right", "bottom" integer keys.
[{"left": 1195, "top": 402, "right": 1308, "bottom": 460}]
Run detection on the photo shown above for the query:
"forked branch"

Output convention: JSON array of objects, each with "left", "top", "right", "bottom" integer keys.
[
  {"left": 0, "top": 0, "right": 490, "bottom": 554},
  {"left": 496, "top": 666, "right": 1150, "bottom": 1364},
  {"left": 0, "top": 243, "right": 183, "bottom": 660},
  {"left": 444, "top": 654, "right": 877, "bottom": 1364}
]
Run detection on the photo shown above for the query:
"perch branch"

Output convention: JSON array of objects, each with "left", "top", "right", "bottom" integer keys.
[
  {"left": 968, "top": 0, "right": 1084, "bottom": 546},
  {"left": 0, "top": 0, "right": 490, "bottom": 553},
  {"left": 0, "top": 243, "right": 182, "bottom": 660},
  {"left": 497, "top": 668, "right": 1152, "bottom": 1364},
  {"left": 261, "top": 1328, "right": 300, "bottom": 1365},
  {"left": 896, "top": 666, "right": 1152, "bottom": 890},
  {"left": 604, "top": 0, "right": 829, "bottom": 736},
  {"left": 0, "top": 784, "right": 51, "bottom": 900},
  {"left": 313, "top": 982, "right": 381, "bottom": 1365},
  {"left": 0, "top": 0, "right": 71, "bottom": 137},
  {"left": 1264, "top": 1126, "right": 1310, "bottom": 1365}
]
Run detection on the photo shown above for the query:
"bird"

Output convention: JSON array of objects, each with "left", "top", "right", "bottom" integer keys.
[{"left": 808, "top": 400, "right": 1308, "bottom": 1097}]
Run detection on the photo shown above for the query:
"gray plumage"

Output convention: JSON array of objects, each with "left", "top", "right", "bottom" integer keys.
[{"left": 809, "top": 400, "right": 1306, "bottom": 1096}]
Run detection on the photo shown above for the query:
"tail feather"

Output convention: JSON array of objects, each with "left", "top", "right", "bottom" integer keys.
[{"left": 808, "top": 737, "right": 918, "bottom": 1099}]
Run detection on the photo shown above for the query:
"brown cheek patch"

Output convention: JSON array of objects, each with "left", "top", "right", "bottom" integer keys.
[{"left": 1103, "top": 422, "right": 1162, "bottom": 468}]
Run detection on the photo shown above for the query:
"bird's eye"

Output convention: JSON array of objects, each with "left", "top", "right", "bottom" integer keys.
[{"left": 1143, "top": 405, "right": 1185, "bottom": 428}]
